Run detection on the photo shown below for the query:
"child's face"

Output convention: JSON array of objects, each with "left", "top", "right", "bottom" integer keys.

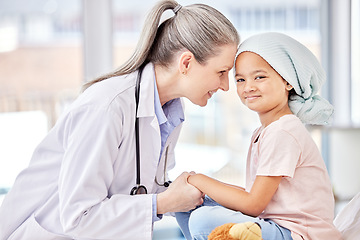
[{"left": 234, "top": 51, "right": 292, "bottom": 119}]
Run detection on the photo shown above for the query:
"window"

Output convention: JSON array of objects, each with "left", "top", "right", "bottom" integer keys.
[
  {"left": 0, "top": 0, "right": 82, "bottom": 194},
  {"left": 351, "top": 0, "right": 360, "bottom": 125}
]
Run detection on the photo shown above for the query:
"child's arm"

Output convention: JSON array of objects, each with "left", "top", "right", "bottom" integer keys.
[
  {"left": 188, "top": 173, "right": 281, "bottom": 217},
  {"left": 223, "top": 183, "right": 245, "bottom": 191}
]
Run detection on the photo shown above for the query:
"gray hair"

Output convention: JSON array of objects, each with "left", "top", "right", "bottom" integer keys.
[{"left": 83, "top": 0, "right": 239, "bottom": 90}]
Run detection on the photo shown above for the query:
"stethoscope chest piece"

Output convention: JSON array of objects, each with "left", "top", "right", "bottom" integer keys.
[{"left": 130, "top": 184, "right": 148, "bottom": 195}]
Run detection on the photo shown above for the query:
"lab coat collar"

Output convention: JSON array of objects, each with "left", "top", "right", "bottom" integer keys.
[{"left": 136, "top": 63, "right": 156, "bottom": 118}]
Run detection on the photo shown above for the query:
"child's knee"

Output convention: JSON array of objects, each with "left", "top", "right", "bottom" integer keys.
[
  {"left": 188, "top": 206, "right": 223, "bottom": 236},
  {"left": 188, "top": 207, "right": 210, "bottom": 232}
]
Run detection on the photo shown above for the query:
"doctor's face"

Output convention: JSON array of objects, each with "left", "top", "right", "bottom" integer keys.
[{"left": 185, "top": 44, "right": 237, "bottom": 107}]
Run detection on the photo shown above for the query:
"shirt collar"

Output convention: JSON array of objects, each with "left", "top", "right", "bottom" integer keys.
[
  {"left": 153, "top": 77, "right": 184, "bottom": 126},
  {"left": 154, "top": 78, "right": 167, "bottom": 125}
]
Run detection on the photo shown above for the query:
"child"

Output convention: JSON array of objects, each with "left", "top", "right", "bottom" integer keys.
[{"left": 175, "top": 32, "right": 343, "bottom": 240}]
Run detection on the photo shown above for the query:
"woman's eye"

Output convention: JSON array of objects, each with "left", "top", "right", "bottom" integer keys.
[{"left": 219, "top": 70, "right": 226, "bottom": 76}]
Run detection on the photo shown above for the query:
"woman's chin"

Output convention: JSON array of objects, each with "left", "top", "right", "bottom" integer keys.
[
  {"left": 189, "top": 97, "right": 208, "bottom": 107},
  {"left": 197, "top": 100, "right": 208, "bottom": 107}
]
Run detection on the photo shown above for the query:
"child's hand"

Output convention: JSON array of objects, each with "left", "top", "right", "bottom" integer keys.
[
  {"left": 186, "top": 172, "right": 206, "bottom": 198},
  {"left": 186, "top": 171, "right": 196, "bottom": 182}
]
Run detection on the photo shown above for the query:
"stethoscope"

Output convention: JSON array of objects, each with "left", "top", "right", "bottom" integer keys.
[{"left": 130, "top": 65, "right": 171, "bottom": 195}]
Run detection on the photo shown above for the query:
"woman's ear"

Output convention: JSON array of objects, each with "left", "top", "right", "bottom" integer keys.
[
  {"left": 178, "top": 50, "right": 193, "bottom": 75},
  {"left": 286, "top": 82, "right": 294, "bottom": 91}
]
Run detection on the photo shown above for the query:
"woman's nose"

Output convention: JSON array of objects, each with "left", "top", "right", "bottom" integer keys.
[{"left": 219, "top": 75, "right": 230, "bottom": 92}]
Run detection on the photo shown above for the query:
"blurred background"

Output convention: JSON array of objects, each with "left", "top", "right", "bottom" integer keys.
[{"left": 0, "top": 0, "right": 359, "bottom": 239}]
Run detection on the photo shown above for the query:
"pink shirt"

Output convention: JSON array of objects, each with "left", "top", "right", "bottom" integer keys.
[{"left": 245, "top": 115, "right": 342, "bottom": 240}]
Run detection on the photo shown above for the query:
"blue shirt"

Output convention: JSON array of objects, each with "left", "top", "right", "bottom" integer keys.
[
  {"left": 154, "top": 82, "right": 184, "bottom": 158},
  {"left": 152, "top": 76, "right": 184, "bottom": 222}
]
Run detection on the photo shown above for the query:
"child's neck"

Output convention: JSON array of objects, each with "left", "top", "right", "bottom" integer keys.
[{"left": 259, "top": 110, "right": 293, "bottom": 127}]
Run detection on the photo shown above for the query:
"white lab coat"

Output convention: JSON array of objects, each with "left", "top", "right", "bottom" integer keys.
[{"left": 0, "top": 63, "right": 183, "bottom": 240}]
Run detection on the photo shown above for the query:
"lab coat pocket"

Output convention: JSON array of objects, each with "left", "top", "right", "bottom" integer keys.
[{"left": 8, "top": 214, "right": 70, "bottom": 240}]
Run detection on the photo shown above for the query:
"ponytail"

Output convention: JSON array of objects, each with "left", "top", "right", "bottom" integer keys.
[{"left": 83, "top": 0, "right": 239, "bottom": 91}]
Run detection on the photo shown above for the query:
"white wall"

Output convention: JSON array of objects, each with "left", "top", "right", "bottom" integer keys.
[{"left": 330, "top": 129, "right": 360, "bottom": 199}]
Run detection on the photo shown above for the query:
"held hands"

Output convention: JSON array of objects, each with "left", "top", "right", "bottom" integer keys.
[{"left": 157, "top": 172, "right": 204, "bottom": 214}]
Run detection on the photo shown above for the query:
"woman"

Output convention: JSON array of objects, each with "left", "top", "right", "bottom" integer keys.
[{"left": 0, "top": 0, "right": 239, "bottom": 239}]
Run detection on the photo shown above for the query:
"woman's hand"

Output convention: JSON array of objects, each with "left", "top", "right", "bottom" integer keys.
[{"left": 156, "top": 172, "right": 204, "bottom": 214}]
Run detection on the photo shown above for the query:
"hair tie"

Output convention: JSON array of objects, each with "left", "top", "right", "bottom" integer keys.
[{"left": 173, "top": 4, "right": 182, "bottom": 14}]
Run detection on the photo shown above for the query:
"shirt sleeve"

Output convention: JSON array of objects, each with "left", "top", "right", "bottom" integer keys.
[
  {"left": 152, "top": 194, "right": 163, "bottom": 222},
  {"left": 256, "top": 129, "right": 301, "bottom": 178}
]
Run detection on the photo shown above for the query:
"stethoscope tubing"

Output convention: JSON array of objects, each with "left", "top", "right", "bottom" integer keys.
[
  {"left": 131, "top": 64, "right": 170, "bottom": 195},
  {"left": 134, "top": 66, "right": 143, "bottom": 186}
]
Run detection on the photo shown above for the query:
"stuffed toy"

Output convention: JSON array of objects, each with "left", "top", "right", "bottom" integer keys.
[{"left": 208, "top": 222, "right": 262, "bottom": 240}]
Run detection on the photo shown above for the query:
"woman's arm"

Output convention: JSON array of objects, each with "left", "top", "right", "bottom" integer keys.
[{"left": 187, "top": 174, "right": 282, "bottom": 217}]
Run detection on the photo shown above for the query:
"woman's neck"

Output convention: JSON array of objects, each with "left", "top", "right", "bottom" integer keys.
[{"left": 154, "top": 64, "right": 183, "bottom": 106}]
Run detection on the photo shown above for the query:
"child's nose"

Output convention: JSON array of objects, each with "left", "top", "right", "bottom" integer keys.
[{"left": 243, "top": 81, "right": 255, "bottom": 92}]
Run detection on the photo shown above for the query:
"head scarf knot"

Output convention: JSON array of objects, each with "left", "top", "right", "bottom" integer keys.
[{"left": 235, "top": 32, "right": 333, "bottom": 125}]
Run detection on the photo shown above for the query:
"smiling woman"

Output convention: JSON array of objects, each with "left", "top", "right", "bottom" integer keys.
[{"left": 0, "top": 1, "right": 240, "bottom": 239}]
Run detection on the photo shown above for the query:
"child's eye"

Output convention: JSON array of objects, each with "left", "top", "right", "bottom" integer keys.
[
  {"left": 255, "top": 76, "right": 266, "bottom": 80},
  {"left": 236, "top": 78, "right": 245, "bottom": 83}
]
